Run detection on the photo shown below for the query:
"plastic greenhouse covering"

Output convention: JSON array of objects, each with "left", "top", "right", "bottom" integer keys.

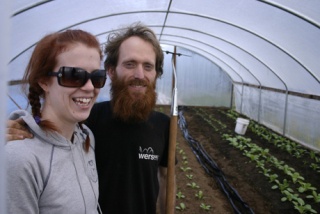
[{"left": 1, "top": 0, "right": 320, "bottom": 211}]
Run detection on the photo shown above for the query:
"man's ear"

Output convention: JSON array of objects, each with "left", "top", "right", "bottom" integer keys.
[{"left": 107, "top": 67, "right": 115, "bottom": 80}]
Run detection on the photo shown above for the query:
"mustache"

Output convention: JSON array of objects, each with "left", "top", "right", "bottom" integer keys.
[{"left": 128, "top": 78, "right": 148, "bottom": 87}]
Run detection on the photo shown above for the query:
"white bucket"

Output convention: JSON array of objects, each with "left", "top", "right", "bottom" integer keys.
[{"left": 235, "top": 118, "right": 250, "bottom": 135}]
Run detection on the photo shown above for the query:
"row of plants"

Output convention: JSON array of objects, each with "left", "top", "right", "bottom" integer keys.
[
  {"left": 191, "top": 107, "right": 320, "bottom": 213},
  {"left": 222, "top": 109, "right": 320, "bottom": 173},
  {"left": 223, "top": 134, "right": 319, "bottom": 214},
  {"left": 156, "top": 106, "right": 214, "bottom": 212},
  {"left": 175, "top": 143, "right": 212, "bottom": 212}
]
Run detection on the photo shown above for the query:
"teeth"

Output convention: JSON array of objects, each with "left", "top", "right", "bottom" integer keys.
[{"left": 73, "top": 98, "right": 91, "bottom": 105}]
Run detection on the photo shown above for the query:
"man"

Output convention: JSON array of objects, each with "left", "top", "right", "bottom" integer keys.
[{"left": 6, "top": 23, "right": 175, "bottom": 214}]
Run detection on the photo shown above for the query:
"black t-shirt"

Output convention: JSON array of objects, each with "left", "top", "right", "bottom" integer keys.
[{"left": 86, "top": 101, "right": 170, "bottom": 214}]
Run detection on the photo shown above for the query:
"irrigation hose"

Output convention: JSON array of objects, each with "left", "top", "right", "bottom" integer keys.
[{"left": 178, "top": 107, "right": 255, "bottom": 214}]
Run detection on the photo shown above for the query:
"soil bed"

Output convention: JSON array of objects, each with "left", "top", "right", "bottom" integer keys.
[{"left": 156, "top": 105, "right": 320, "bottom": 214}]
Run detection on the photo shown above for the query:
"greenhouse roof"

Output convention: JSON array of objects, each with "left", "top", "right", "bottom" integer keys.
[{"left": 7, "top": 0, "right": 320, "bottom": 96}]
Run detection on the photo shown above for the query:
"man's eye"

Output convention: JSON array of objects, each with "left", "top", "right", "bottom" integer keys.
[
  {"left": 144, "top": 64, "right": 154, "bottom": 71},
  {"left": 125, "top": 62, "right": 135, "bottom": 68}
]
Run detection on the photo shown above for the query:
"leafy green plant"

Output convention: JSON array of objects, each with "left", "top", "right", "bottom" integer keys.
[
  {"left": 180, "top": 166, "right": 192, "bottom": 172},
  {"left": 179, "top": 149, "right": 185, "bottom": 155},
  {"left": 176, "top": 191, "right": 185, "bottom": 199},
  {"left": 200, "top": 203, "right": 211, "bottom": 211},
  {"left": 195, "top": 190, "right": 204, "bottom": 199},
  {"left": 292, "top": 199, "right": 317, "bottom": 214},
  {"left": 306, "top": 190, "right": 320, "bottom": 203},
  {"left": 175, "top": 202, "right": 186, "bottom": 211},
  {"left": 187, "top": 182, "right": 199, "bottom": 189},
  {"left": 298, "top": 182, "right": 316, "bottom": 193},
  {"left": 185, "top": 174, "right": 193, "bottom": 180}
]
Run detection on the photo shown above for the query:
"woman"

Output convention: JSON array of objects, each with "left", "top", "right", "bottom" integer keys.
[{"left": 5, "top": 30, "right": 105, "bottom": 214}]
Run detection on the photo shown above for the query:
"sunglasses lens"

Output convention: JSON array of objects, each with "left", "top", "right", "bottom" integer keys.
[
  {"left": 91, "top": 70, "right": 106, "bottom": 88},
  {"left": 60, "top": 67, "right": 86, "bottom": 87}
]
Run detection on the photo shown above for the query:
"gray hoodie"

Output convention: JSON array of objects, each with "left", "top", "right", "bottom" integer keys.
[{"left": 6, "top": 110, "right": 99, "bottom": 214}]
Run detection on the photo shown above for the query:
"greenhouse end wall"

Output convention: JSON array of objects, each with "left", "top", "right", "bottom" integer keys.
[{"left": 234, "top": 84, "right": 320, "bottom": 152}]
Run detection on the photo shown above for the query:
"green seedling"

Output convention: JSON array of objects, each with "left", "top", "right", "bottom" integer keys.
[
  {"left": 176, "top": 191, "right": 185, "bottom": 199},
  {"left": 180, "top": 166, "right": 192, "bottom": 172},
  {"left": 187, "top": 182, "right": 199, "bottom": 189},
  {"left": 195, "top": 190, "right": 204, "bottom": 199},
  {"left": 186, "top": 174, "right": 193, "bottom": 180},
  {"left": 175, "top": 202, "right": 186, "bottom": 211},
  {"left": 200, "top": 203, "right": 211, "bottom": 211},
  {"left": 306, "top": 191, "right": 320, "bottom": 203},
  {"left": 179, "top": 149, "right": 185, "bottom": 155},
  {"left": 298, "top": 182, "right": 316, "bottom": 193}
]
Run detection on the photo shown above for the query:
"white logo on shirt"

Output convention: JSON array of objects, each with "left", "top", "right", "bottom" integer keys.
[{"left": 138, "top": 146, "right": 159, "bottom": 161}]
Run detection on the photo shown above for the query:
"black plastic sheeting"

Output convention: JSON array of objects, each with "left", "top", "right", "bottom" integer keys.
[{"left": 178, "top": 107, "right": 255, "bottom": 214}]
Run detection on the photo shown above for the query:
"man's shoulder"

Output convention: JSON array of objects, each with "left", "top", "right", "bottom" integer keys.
[
  {"left": 93, "top": 100, "right": 110, "bottom": 108},
  {"left": 152, "top": 110, "right": 170, "bottom": 119},
  {"left": 91, "top": 101, "right": 111, "bottom": 115},
  {"left": 149, "top": 110, "right": 170, "bottom": 126}
]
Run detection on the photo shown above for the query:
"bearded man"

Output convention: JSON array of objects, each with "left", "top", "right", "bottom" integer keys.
[{"left": 85, "top": 23, "right": 174, "bottom": 214}]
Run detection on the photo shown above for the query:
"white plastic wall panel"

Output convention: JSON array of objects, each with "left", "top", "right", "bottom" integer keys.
[
  {"left": 9, "top": 0, "right": 320, "bottom": 96},
  {"left": 162, "top": 41, "right": 242, "bottom": 84},
  {"left": 285, "top": 96, "right": 320, "bottom": 150},
  {"left": 160, "top": 35, "right": 260, "bottom": 86},
  {"left": 1, "top": 0, "right": 11, "bottom": 211},
  {"left": 268, "top": 0, "right": 320, "bottom": 23},
  {"left": 71, "top": 13, "right": 168, "bottom": 38},
  {"left": 11, "top": 0, "right": 169, "bottom": 56},
  {"left": 156, "top": 45, "right": 175, "bottom": 105},
  {"left": 6, "top": 85, "right": 29, "bottom": 115},
  {"left": 234, "top": 84, "right": 320, "bottom": 151},
  {"left": 161, "top": 29, "right": 285, "bottom": 90},
  {"left": 170, "top": 0, "right": 320, "bottom": 94},
  {"left": 165, "top": 12, "right": 319, "bottom": 95},
  {"left": 9, "top": 49, "right": 33, "bottom": 81},
  {"left": 175, "top": 47, "right": 232, "bottom": 107},
  {"left": 260, "top": 90, "right": 286, "bottom": 134}
]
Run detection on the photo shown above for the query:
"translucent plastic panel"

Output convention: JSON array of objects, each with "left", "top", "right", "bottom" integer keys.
[
  {"left": 175, "top": 47, "right": 232, "bottom": 107},
  {"left": 6, "top": 84, "right": 29, "bottom": 115},
  {"left": 260, "top": 90, "right": 286, "bottom": 134},
  {"left": 166, "top": 13, "right": 320, "bottom": 95},
  {"left": 162, "top": 41, "right": 242, "bottom": 84},
  {"left": 73, "top": 13, "right": 167, "bottom": 37},
  {"left": 286, "top": 95, "right": 320, "bottom": 150},
  {"left": 234, "top": 84, "right": 320, "bottom": 151},
  {"left": 161, "top": 30, "right": 285, "bottom": 89},
  {"left": 11, "top": 0, "right": 44, "bottom": 13},
  {"left": 266, "top": 0, "right": 320, "bottom": 26},
  {"left": 10, "top": 0, "right": 170, "bottom": 62},
  {"left": 156, "top": 45, "right": 174, "bottom": 105},
  {"left": 161, "top": 35, "right": 259, "bottom": 86},
  {"left": 234, "top": 84, "right": 260, "bottom": 121},
  {"left": 170, "top": 0, "right": 320, "bottom": 84}
]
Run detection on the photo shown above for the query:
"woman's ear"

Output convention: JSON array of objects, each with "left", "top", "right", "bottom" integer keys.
[{"left": 38, "top": 79, "right": 49, "bottom": 92}]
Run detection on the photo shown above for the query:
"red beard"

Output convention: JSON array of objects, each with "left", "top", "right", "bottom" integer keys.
[{"left": 110, "top": 74, "right": 157, "bottom": 123}]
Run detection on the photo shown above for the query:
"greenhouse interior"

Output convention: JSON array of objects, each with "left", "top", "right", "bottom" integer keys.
[{"left": 1, "top": 0, "right": 320, "bottom": 213}]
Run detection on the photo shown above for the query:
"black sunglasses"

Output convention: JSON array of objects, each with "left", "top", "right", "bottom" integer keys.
[{"left": 48, "top": 66, "right": 106, "bottom": 88}]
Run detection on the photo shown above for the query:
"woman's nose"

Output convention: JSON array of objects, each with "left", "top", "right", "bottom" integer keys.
[{"left": 81, "top": 79, "right": 95, "bottom": 90}]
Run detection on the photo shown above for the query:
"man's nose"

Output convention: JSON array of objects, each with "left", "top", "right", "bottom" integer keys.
[{"left": 134, "top": 65, "right": 144, "bottom": 79}]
